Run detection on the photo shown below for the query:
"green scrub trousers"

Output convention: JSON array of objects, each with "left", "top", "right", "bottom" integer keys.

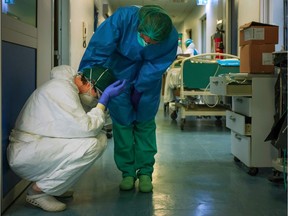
[{"left": 113, "top": 119, "right": 157, "bottom": 179}]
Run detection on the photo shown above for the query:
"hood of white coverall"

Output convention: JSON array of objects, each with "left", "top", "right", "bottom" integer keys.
[
  {"left": 12, "top": 64, "right": 106, "bottom": 138},
  {"left": 51, "top": 65, "right": 77, "bottom": 80}
]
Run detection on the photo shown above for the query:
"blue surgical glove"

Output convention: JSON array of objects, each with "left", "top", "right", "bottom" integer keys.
[
  {"left": 130, "top": 86, "right": 142, "bottom": 111},
  {"left": 99, "top": 80, "right": 127, "bottom": 107}
]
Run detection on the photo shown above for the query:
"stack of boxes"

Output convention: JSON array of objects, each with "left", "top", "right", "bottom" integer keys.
[{"left": 239, "top": 21, "right": 279, "bottom": 74}]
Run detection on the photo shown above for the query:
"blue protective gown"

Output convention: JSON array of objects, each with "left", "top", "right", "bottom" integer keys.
[{"left": 79, "top": 6, "right": 178, "bottom": 126}]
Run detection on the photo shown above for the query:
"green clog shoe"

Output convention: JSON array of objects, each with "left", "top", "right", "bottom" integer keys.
[
  {"left": 119, "top": 176, "right": 135, "bottom": 191},
  {"left": 139, "top": 175, "right": 153, "bottom": 193}
]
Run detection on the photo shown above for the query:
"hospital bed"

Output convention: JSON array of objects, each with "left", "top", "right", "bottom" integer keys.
[
  {"left": 163, "top": 53, "right": 240, "bottom": 130},
  {"left": 163, "top": 59, "right": 182, "bottom": 107}
]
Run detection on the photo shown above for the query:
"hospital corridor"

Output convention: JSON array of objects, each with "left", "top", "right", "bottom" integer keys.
[
  {"left": 2, "top": 105, "right": 287, "bottom": 215},
  {"left": 1, "top": 0, "right": 288, "bottom": 215}
]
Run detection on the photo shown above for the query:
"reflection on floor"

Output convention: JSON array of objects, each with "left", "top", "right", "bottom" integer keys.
[{"left": 3, "top": 106, "right": 287, "bottom": 216}]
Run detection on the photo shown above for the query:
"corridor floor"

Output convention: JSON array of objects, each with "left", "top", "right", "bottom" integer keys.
[{"left": 3, "top": 107, "right": 287, "bottom": 216}]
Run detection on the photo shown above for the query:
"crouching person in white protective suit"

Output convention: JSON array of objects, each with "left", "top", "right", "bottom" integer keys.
[{"left": 7, "top": 65, "right": 127, "bottom": 212}]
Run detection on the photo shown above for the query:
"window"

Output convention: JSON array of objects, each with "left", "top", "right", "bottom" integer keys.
[{"left": 2, "top": 0, "right": 37, "bottom": 27}]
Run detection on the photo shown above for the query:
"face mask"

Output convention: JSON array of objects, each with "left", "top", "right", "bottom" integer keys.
[
  {"left": 79, "top": 93, "right": 98, "bottom": 108},
  {"left": 137, "top": 32, "right": 148, "bottom": 47},
  {"left": 79, "top": 70, "right": 98, "bottom": 108}
]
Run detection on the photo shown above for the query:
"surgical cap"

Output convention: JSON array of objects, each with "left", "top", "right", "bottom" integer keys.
[
  {"left": 82, "top": 65, "right": 116, "bottom": 92},
  {"left": 185, "top": 39, "right": 193, "bottom": 47},
  {"left": 138, "top": 5, "right": 172, "bottom": 42}
]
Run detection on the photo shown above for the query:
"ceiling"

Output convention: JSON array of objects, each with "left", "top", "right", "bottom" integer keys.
[{"left": 106, "top": 0, "right": 198, "bottom": 26}]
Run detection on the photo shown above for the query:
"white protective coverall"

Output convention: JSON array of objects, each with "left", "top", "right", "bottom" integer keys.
[
  {"left": 7, "top": 65, "right": 108, "bottom": 196},
  {"left": 184, "top": 42, "right": 199, "bottom": 56}
]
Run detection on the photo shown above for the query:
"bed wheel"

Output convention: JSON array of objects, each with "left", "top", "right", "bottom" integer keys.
[
  {"left": 215, "top": 116, "right": 222, "bottom": 120},
  {"left": 164, "top": 102, "right": 169, "bottom": 115},
  {"left": 247, "top": 168, "right": 259, "bottom": 176},
  {"left": 180, "top": 118, "right": 185, "bottom": 130},
  {"left": 170, "top": 111, "right": 177, "bottom": 120},
  {"left": 214, "top": 116, "right": 222, "bottom": 126}
]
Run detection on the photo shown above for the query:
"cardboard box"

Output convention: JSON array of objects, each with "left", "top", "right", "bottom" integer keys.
[
  {"left": 240, "top": 44, "right": 275, "bottom": 73},
  {"left": 239, "top": 21, "right": 278, "bottom": 46}
]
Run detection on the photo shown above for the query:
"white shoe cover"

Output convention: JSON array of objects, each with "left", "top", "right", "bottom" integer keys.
[{"left": 26, "top": 193, "right": 66, "bottom": 212}]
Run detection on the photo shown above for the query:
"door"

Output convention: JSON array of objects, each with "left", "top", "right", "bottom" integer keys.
[{"left": 54, "top": 0, "right": 70, "bottom": 66}]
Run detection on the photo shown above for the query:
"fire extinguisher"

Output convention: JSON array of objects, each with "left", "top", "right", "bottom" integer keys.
[{"left": 214, "top": 29, "right": 225, "bottom": 59}]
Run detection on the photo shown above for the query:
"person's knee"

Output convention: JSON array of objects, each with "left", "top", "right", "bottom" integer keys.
[
  {"left": 97, "top": 132, "right": 108, "bottom": 150},
  {"left": 85, "top": 132, "right": 107, "bottom": 159}
]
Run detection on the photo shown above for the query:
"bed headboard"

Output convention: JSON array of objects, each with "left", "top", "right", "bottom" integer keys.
[{"left": 181, "top": 53, "right": 240, "bottom": 89}]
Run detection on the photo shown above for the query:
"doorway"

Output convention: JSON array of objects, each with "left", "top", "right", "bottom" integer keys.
[
  {"left": 54, "top": 0, "right": 70, "bottom": 66},
  {"left": 201, "top": 14, "right": 207, "bottom": 53}
]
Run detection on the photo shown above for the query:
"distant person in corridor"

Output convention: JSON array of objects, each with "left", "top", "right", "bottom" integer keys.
[{"left": 184, "top": 39, "right": 199, "bottom": 56}]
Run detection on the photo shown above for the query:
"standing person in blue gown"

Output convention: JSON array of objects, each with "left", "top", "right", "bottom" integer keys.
[{"left": 79, "top": 5, "right": 178, "bottom": 193}]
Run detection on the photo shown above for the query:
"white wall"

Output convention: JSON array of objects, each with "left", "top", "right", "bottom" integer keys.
[
  {"left": 238, "top": 0, "right": 260, "bottom": 26},
  {"left": 70, "top": 0, "right": 94, "bottom": 70},
  {"left": 238, "top": 0, "right": 284, "bottom": 52}
]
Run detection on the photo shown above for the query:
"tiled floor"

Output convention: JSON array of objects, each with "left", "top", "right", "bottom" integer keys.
[{"left": 3, "top": 106, "right": 287, "bottom": 216}]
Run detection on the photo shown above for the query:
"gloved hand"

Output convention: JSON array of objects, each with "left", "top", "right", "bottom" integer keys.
[
  {"left": 130, "top": 86, "right": 142, "bottom": 111},
  {"left": 99, "top": 80, "right": 127, "bottom": 107}
]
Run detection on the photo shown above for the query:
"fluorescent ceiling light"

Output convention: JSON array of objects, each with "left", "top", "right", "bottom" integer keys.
[{"left": 197, "top": 0, "right": 208, "bottom": 5}]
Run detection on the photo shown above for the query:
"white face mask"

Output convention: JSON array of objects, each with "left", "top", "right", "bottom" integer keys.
[
  {"left": 79, "top": 69, "right": 99, "bottom": 108},
  {"left": 79, "top": 93, "right": 98, "bottom": 108},
  {"left": 137, "top": 32, "right": 148, "bottom": 47}
]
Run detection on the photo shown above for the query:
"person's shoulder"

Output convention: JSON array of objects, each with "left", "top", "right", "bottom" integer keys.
[
  {"left": 115, "top": 5, "right": 139, "bottom": 13},
  {"left": 111, "top": 6, "right": 139, "bottom": 24}
]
